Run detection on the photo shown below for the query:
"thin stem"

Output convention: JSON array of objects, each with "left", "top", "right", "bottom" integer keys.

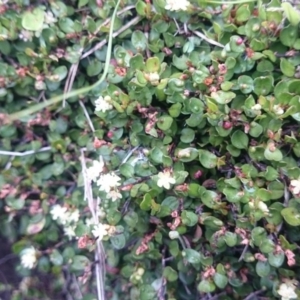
[
  {"left": 0, "top": 146, "right": 51, "bottom": 157},
  {"left": 79, "top": 100, "right": 95, "bottom": 132},
  {"left": 243, "top": 288, "right": 266, "bottom": 300},
  {"left": 192, "top": 30, "right": 224, "bottom": 48},
  {"left": 82, "top": 16, "right": 141, "bottom": 59}
]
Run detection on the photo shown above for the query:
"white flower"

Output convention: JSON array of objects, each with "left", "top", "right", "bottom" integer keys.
[
  {"left": 92, "top": 223, "right": 109, "bottom": 240},
  {"left": 50, "top": 205, "right": 69, "bottom": 225},
  {"left": 157, "top": 170, "right": 176, "bottom": 189},
  {"left": 251, "top": 104, "right": 262, "bottom": 111},
  {"left": 44, "top": 11, "right": 57, "bottom": 24},
  {"left": 64, "top": 226, "right": 76, "bottom": 240},
  {"left": 97, "top": 172, "right": 121, "bottom": 193},
  {"left": 290, "top": 179, "right": 300, "bottom": 195},
  {"left": 107, "top": 190, "right": 122, "bottom": 202},
  {"left": 19, "top": 30, "right": 33, "bottom": 42},
  {"left": 86, "top": 218, "right": 95, "bottom": 227},
  {"left": 258, "top": 201, "right": 269, "bottom": 214},
  {"left": 165, "top": 0, "right": 191, "bottom": 11},
  {"left": 277, "top": 283, "right": 297, "bottom": 300},
  {"left": 94, "top": 96, "right": 113, "bottom": 113},
  {"left": 69, "top": 209, "right": 80, "bottom": 223},
  {"left": 20, "top": 247, "right": 37, "bottom": 269},
  {"left": 273, "top": 104, "right": 284, "bottom": 115},
  {"left": 178, "top": 148, "right": 191, "bottom": 158},
  {"left": 87, "top": 158, "right": 105, "bottom": 182}
]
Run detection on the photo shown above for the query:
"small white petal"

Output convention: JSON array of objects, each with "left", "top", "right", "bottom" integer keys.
[
  {"left": 92, "top": 223, "right": 109, "bottom": 240},
  {"left": 165, "top": 0, "right": 191, "bottom": 11},
  {"left": 20, "top": 247, "right": 37, "bottom": 269},
  {"left": 94, "top": 96, "right": 113, "bottom": 113},
  {"left": 157, "top": 171, "right": 176, "bottom": 190}
]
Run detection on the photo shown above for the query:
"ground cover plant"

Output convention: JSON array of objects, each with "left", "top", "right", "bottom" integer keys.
[{"left": 0, "top": 0, "right": 300, "bottom": 299}]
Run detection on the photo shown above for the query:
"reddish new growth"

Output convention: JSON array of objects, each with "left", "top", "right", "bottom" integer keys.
[
  {"left": 136, "top": 230, "right": 158, "bottom": 255},
  {"left": 115, "top": 67, "right": 127, "bottom": 76},
  {"left": 93, "top": 137, "right": 108, "bottom": 149},
  {"left": 194, "top": 170, "right": 203, "bottom": 179},
  {"left": 203, "top": 266, "right": 216, "bottom": 279},
  {"left": 77, "top": 235, "right": 94, "bottom": 249},
  {"left": 254, "top": 253, "right": 267, "bottom": 262},
  {"left": 204, "top": 77, "right": 214, "bottom": 86},
  {"left": 29, "top": 200, "right": 42, "bottom": 215},
  {"left": 218, "top": 64, "right": 227, "bottom": 75},
  {"left": 167, "top": 210, "right": 181, "bottom": 230},
  {"left": 174, "top": 183, "right": 188, "bottom": 192},
  {"left": 285, "top": 249, "right": 296, "bottom": 266},
  {"left": 223, "top": 121, "right": 232, "bottom": 130},
  {"left": 27, "top": 109, "right": 51, "bottom": 127},
  {"left": 236, "top": 37, "right": 243, "bottom": 45},
  {"left": 0, "top": 184, "right": 17, "bottom": 199}
]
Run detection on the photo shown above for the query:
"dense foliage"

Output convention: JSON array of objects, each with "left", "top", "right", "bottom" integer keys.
[{"left": 0, "top": 0, "right": 300, "bottom": 299}]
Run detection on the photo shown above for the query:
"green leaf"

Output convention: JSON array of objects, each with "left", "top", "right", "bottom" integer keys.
[
  {"left": 256, "top": 261, "right": 270, "bottom": 277},
  {"left": 231, "top": 130, "right": 249, "bottom": 149},
  {"left": 157, "top": 115, "right": 173, "bottom": 131},
  {"left": 280, "top": 58, "right": 295, "bottom": 77},
  {"left": 87, "top": 60, "right": 102, "bottom": 77},
  {"left": 22, "top": 8, "right": 45, "bottom": 31},
  {"left": 146, "top": 57, "right": 160, "bottom": 73},
  {"left": 213, "top": 273, "right": 228, "bottom": 289},
  {"left": 238, "top": 75, "right": 254, "bottom": 94},
  {"left": 132, "top": 30, "right": 147, "bottom": 51},
  {"left": 182, "top": 249, "right": 201, "bottom": 264},
  {"left": 224, "top": 232, "right": 237, "bottom": 247},
  {"left": 282, "top": 2, "right": 300, "bottom": 26},
  {"left": 280, "top": 25, "right": 298, "bottom": 47},
  {"left": 264, "top": 147, "right": 283, "bottom": 161},
  {"left": 110, "top": 234, "right": 126, "bottom": 249},
  {"left": 281, "top": 207, "right": 300, "bottom": 226},
  {"left": 199, "top": 150, "right": 217, "bottom": 169},
  {"left": 249, "top": 122, "right": 263, "bottom": 137},
  {"left": 78, "top": 0, "right": 89, "bottom": 8},
  {"left": 163, "top": 266, "right": 178, "bottom": 282},
  {"left": 50, "top": 249, "right": 63, "bottom": 266},
  {"left": 253, "top": 76, "right": 273, "bottom": 96},
  {"left": 210, "top": 91, "right": 236, "bottom": 104},
  {"left": 120, "top": 163, "right": 135, "bottom": 178},
  {"left": 236, "top": 5, "right": 251, "bottom": 22},
  {"left": 181, "top": 210, "right": 198, "bottom": 227},
  {"left": 268, "top": 252, "right": 285, "bottom": 267},
  {"left": 197, "top": 279, "right": 216, "bottom": 293},
  {"left": 201, "top": 190, "right": 219, "bottom": 208},
  {"left": 180, "top": 128, "right": 195, "bottom": 143},
  {"left": 71, "top": 255, "right": 90, "bottom": 271},
  {"left": 168, "top": 103, "right": 182, "bottom": 117},
  {"left": 140, "top": 193, "right": 152, "bottom": 211}
]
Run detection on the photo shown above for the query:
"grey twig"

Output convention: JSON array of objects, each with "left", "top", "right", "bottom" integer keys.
[
  {"left": 192, "top": 30, "right": 224, "bottom": 48},
  {"left": 80, "top": 149, "right": 106, "bottom": 300},
  {"left": 0, "top": 146, "right": 51, "bottom": 157},
  {"left": 79, "top": 100, "right": 95, "bottom": 132}
]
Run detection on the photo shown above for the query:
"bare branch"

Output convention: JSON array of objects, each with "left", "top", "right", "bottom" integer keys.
[{"left": 0, "top": 146, "right": 51, "bottom": 157}]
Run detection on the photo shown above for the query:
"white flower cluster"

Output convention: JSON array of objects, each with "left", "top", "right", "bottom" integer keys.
[
  {"left": 157, "top": 170, "right": 176, "bottom": 190},
  {"left": 277, "top": 281, "right": 298, "bottom": 300},
  {"left": 50, "top": 205, "right": 80, "bottom": 239},
  {"left": 20, "top": 247, "right": 37, "bottom": 269},
  {"left": 165, "top": 0, "right": 191, "bottom": 11},
  {"left": 290, "top": 178, "right": 300, "bottom": 196},
  {"left": 86, "top": 156, "right": 122, "bottom": 202},
  {"left": 94, "top": 96, "right": 113, "bottom": 113},
  {"left": 251, "top": 103, "right": 262, "bottom": 111},
  {"left": 273, "top": 104, "right": 284, "bottom": 115}
]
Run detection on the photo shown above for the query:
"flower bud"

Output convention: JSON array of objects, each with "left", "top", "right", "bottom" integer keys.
[{"left": 169, "top": 230, "right": 180, "bottom": 240}]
